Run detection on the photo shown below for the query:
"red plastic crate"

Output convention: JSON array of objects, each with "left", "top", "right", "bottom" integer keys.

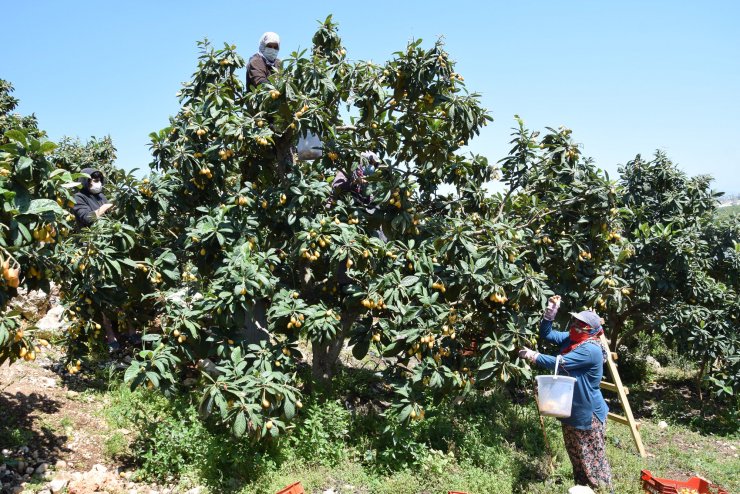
[
  {"left": 276, "top": 481, "right": 305, "bottom": 494},
  {"left": 641, "top": 470, "right": 729, "bottom": 494}
]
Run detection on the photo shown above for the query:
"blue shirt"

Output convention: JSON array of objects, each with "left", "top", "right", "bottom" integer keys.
[{"left": 534, "top": 319, "right": 608, "bottom": 430}]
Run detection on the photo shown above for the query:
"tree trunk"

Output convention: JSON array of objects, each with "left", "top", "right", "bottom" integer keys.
[
  {"left": 608, "top": 311, "right": 626, "bottom": 352},
  {"left": 274, "top": 131, "right": 295, "bottom": 183},
  {"left": 696, "top": 356, "right": 708, "bottom": 404},
  {"left": 310, "top": 311, "right": 356, "bottom": 388},
  {"left": 311, "top": 337, "right": 344, "bottom": 385}
]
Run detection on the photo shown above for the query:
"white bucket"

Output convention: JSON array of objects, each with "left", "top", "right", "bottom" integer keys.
[{"left": 536, "top": 355, "right": 576, "bottom": 418}]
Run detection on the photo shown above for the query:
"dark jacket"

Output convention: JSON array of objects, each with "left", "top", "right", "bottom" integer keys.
[
  {"left": 534, "top": 319, "right": 609, "bottom": 430},
  {"left": 247, "top": 53, "right": 279, "bottom": 89},
  {"left": 73, "top": 167, "right": 109, "bottom": 228}
]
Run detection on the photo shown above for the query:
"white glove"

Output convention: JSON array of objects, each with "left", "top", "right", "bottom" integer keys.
[
  {"left": 96, "top": 203, "right": 114, "bottom": 218},
  {"left": 543, "top": 295, "right": 561, "bottom": 321},
  {"left": 518, "top": 347, "right": 539, "bottom": 364}
]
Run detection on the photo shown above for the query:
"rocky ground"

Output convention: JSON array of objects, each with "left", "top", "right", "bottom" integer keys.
[
  {"left": 0, "top": 284, "right": 193, "bottom": 494},
  {"left": 0, "top": 347, "right": 189, "bottom": 494}
]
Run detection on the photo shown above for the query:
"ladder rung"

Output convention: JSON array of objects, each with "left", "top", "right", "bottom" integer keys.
[
  {"left": 600, "top": 381, "right": 629, "bottom": 395},
  {"left": 610, "top": 352, "right": 618, "bottom": 361},
  {"left": 608, "top": 412, "right": 641, "bottom": 429}
]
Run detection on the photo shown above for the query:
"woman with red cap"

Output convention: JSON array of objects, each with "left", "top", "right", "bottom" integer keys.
[{"left": 519, "top": 295, "right": 613, "bottom": 492}]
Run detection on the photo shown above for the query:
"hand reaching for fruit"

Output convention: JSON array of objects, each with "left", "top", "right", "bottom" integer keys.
[
  {"left": 543, "top": 295, "right": 561, "bottom": 321},
  {"left": 518, "top": 347, "right": 539, "bottom": 364},
  {"left": 96, "top": 203, "right": 114, "bottom": 218}
]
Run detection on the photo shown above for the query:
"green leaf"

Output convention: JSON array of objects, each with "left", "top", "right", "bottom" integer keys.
[
  {"left": 106, "top": 259, "right": 122, "bottom": 277},
  {"left": 15, "top": 222, "right": 32, "bottom": 245},
  {"left": 352, "top": 339, "right": 370, "bottom": 360},
  {"left": 22, "top": 198, "right": 65, "bottom": 216},
  {"left": 4, "top": 129, "right": 27, "bottom": 145},
  {"left": 124, "top": 363, "right": 140, "bottom": 383},
  {"left": 233, "top": 410, "right": 247, "bottom": 436},
  {"left": 400, "top": 275, "right": 418, "bottom": 287},
  {"left": 16, "top": 156, "right": 33, "bottom": 174},
  {"left": 40, "top": 141, "right": 57, "bottom": 154},
  {"left": 146, "top": 372, "right": 160, "bottom": 387}
]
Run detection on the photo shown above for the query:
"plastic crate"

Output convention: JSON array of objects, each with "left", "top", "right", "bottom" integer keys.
[
  {"left": 641, "top": 470, "right": 729, "bottom": 494},
  {"left": 275, "top": 481, "right": 305, "bottom": 494}
]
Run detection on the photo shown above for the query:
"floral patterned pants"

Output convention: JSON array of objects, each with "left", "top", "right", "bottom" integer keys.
[{"left": 562, "top": 414, "right": 613, "bottom": 492}]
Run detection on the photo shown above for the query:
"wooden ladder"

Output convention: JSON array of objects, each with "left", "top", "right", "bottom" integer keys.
[{"left": 599, "top": 333, "right": 647, "bottom": 457}]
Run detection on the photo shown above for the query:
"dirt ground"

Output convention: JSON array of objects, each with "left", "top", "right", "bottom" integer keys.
[{"left": 0, "top": 347, "right": 168, "bottom": 494}]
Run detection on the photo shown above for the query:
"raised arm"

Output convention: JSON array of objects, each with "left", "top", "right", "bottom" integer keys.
[
  {"left": 540, "top": 295, "right": 569, "bottom": 345},
  {"left": 540, "top": 318, "right": 570, "bottom": 346}
]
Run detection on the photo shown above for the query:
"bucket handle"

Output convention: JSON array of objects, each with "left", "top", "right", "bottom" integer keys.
[{"left": 553, "top": 355, "right": 562, "bottom": 379}]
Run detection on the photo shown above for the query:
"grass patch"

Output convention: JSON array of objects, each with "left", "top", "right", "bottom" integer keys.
[
  {"left": 2, "top": 427, "right": 33, "bottom": 449},
  {"left": 102, "top": 366, "right": 739, "bottom": 494},
  {"left": 104, "top": 430, "right": 129, "bottom": 460}
]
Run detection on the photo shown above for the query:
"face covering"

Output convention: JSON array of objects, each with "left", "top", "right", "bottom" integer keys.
[
  {"left": 561, "top": 320, "right": 603, "bottom": 355},
  {"left": 89, "top": 182, "right": 103, "bottom": 194},
  {"left": 263, "top": 47, "right": 279, "bottom": 63}
]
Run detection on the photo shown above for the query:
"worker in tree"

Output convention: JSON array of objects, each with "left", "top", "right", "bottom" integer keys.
[
  {"left": 247, "top": 32, "right": 281, "bottom": 90},
  {"left": 330, "top": 151, "right": 379, "bottom": 210},
  {"left": 73, "top": 168, "right": 113, "bottom": 228},
  {"left": 73, "top": 168, "right": 139, "bottom": 353},
  {"left": 331, "top": 151, "right": 386, "bottom": 288},
  {"left": 519, "top": 295, "right": 613, "bottom": 493},
  {"left": 244, "top": 31, "right": 294, "bottom": 181}
]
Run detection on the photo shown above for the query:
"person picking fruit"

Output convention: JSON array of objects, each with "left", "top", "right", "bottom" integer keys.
[
  {"left": 72, "top": 168, "right": 113, "bottom": 228},
  {"left": 519, "top": 295, "right": 613, "bottom": 492},
  {"left": 72, "top": 168, "right": 140, "bottom": 353},
  {"left": 247, "top": 31, "right": 281, "bottom": 89}
]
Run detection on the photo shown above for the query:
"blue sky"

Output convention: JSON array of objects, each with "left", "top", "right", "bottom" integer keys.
[{"left": 3, "top": 1, "right": 739, "bottom": 194}]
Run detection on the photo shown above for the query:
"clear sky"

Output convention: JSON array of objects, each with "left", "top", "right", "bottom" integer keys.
[{"left": 3, "top": 1, "right": 739, "bottom": 194}]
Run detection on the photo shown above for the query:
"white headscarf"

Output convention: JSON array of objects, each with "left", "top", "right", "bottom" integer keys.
[{"left": 259, "top": 32, "right": 280, "bottom": 64}]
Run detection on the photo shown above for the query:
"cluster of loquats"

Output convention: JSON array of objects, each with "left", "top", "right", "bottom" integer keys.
[
  {"left": 286, "top": 313, "right": 304, "bottom": 330},
  {"left": 172, "top": 328, "right": 187, "bottom": 344},
  {"left": 431, "top": 281, "right": 446, "bottom": 293},
  {"left": 31, "top": 223, "right": 59, "bottom": 243},
  {"left": 218, "top": 148, "right": 235, "bottom": 160},
  {"left": 12, "top": 329, "right": 39, "bottom": 362},
  {"left": 1, "top": 255, "right": 21, "bottom": 288},
  {"left": 534, "top": 234, "right": 553, "bottom": 246},
  {"left": 360, "top": 297, "right": 385, "bottom": 310},
  {"left": 387, "top": 188, "right": 410, "bottom": 209},
  {"left": 488, "top": 291, "right": 508, "bottom": 304},
  {"left": 67, "top": 358, "right": 83, "bottom": 374},
  {"left": 138, "top": 177, "right": 154, "bottom": 197}
]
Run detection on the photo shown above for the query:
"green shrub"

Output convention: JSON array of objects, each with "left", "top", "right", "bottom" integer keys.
[
  {"left": 288, "top": 399, "right": 351, "bottom": 467},
  {"left": 105, "top": 384, "right": 285, "bottom": 488}
]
